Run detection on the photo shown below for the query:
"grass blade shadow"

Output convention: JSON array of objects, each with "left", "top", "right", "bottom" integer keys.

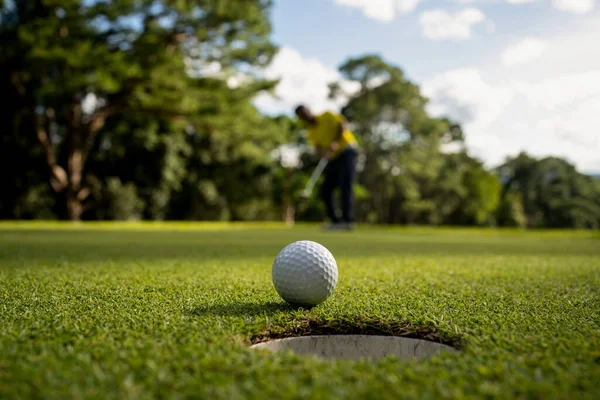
[{"left": 189, "top": 301, "right": 300, "bottom": 317}]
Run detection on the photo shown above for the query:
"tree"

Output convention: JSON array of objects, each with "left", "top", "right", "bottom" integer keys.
[
  {"left": 328, "top": 55, "right": 467, "bottom": 225},
  {"left": 496, "top": 192, "right": 526, "bottom": 228},
  {"left": 498, "top": 153, "right": 600, "bottom": 229},
  {"left": 84, "top": 115, "right": 191, "bottom": 220},
  {"left": 166, "top": 102, "right": 286, "bottom": 221},
  {"left": 441, "top": 152, "right": 501, "bottom": 226},
  {"left": 268, "top": 115, "right": 334, "bottom": 225},
  {"left": 1, "top": 0, "right": 277, "bottom": 220}
]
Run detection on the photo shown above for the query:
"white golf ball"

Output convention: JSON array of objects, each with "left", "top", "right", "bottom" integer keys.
[{"left": 272, "top": 240, "right": 338, "bottom": 306}]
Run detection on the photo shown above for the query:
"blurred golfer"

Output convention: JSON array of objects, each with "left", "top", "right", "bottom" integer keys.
[{"left": 295, "top": 104, "right": 358, "bottom": 230}]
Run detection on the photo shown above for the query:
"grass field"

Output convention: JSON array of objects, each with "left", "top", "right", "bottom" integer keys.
[{"left": 1, "top": 223, "right": 599, "bottom": 399}]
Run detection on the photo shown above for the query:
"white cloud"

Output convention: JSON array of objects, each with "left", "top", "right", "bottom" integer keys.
[
  {"left": 271, "top": 144, "right": 302, "bottom": 169},
  {"left": 457, "top": 0, "right": 596, "bottom": 13},
  {"left": 255, "top": 14, "right": 600, "bottom": 172},
  {"left": 253, "top": 47, "right": 359, "bottom": 116},
  {"left": 418, "top": 16, "right": 600, "bottom": 172},
  {"left": 507, "top": 0, "right": 540, "bottom": 4},
  {"left": 419, "top": 8, "right": 486, "bottom": 40},
  {"left": 335, "top": 0, "right": 596, "bottom": 24},
  {"left": 513, "top": 77, "right": 600, "bottom": 168},
  {"left": 535, "top": 97, "right": 600, "bottom": 148},
  {"left": 552, "top": 0, "right": 595, "bottom": 14},
  {"left": 334, "top": 0, "right": 423, "bottom": 22},
  {"left": 513, "top": 70, "right": 600, "bottom": 110},
  {"left": 422, "top": 68, "right": 513, "bottom": 131},
  {"left": 81, "top": 92, "right": 104, "bottom": 115},
  {"left": 501, "top": 38, "right": 549, "bottom": 67},
  {"left": 422, "top": 67, "right": 600, "bottom": 172},
  {"left": 335, "top": 0, "right": 396, "bottom": 22},
  {"left": 397, "top": 0, "right": 424, "bottom": 13},
  {"left": 226, "top": 73, "right": 252, "bottom": 89},
  {"left": 457, "top": 0, "right": 541, "bottom": 3}
]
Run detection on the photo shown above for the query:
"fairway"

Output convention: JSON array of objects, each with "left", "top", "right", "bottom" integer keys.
[{"left": 1, "top": 224, "right": 599, "bottom": 399}]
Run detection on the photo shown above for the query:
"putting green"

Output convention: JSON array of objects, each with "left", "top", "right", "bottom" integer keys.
[{"left": 0, "top": 223, "right": 599, "bottom": 399}]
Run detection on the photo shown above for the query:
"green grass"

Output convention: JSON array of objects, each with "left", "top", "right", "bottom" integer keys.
[{"left": 1, "top": 223, "right": 599, "bottom": 399}]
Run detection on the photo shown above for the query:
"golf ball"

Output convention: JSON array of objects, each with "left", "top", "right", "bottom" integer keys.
[{"left": 272, "top": 240, "right": 338, "bottom": 306}]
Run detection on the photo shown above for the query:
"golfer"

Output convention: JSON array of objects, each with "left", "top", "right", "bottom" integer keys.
[{"left": 295, "top": 104, "right": 359, "bottom": 230}]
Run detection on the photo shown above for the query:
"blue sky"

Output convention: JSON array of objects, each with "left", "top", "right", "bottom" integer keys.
[
  {"left": 254, "top": 0, "right": 600, "bottom": 173},
  {"left": 269, "top": 0, "right": 564, "bottom": 81}
]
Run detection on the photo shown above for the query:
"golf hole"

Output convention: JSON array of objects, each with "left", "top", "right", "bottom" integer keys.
[{"left": 251, "top": 335, "right": 458, "bottom": 361}]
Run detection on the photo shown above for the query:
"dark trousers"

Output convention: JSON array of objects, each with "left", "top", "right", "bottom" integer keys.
[{"left": 321, "top": 146, "right": 358, "bottom": 223}]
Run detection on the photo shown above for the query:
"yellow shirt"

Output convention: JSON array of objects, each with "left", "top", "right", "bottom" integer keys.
[{"left": 306, "top": 111, "right": 357, "bottom": 159}]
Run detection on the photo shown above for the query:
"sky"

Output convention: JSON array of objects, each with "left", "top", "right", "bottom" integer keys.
[{"left": 253, "top": 0, "right": 600, "bottom": 174}]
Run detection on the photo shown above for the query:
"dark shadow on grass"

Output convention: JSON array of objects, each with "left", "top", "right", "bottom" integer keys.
[
  {"left": 189, "top": 301, "right": 307, "bottom": 317},
  {"left": 2, "top": 229, "right": 598, "bottom": 264},
  {"left": 250, "top": 318, "right": 464, "bottom": 350}
]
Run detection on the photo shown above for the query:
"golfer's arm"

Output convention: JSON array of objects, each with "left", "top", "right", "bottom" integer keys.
[
  {"left": 330, "top": 120, "right": 345, "bottom": 148},
  {"left": 336, "top": 120, "right": 345, "bottom": 140}
]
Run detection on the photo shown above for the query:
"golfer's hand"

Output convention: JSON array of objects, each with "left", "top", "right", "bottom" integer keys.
[{"left": 325, "top": 142, "right": 339, "bottom": 159}]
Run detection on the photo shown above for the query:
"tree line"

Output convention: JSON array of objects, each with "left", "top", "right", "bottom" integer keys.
[{"left": 2, "top": 1, "right": 599, "bottom": 229}]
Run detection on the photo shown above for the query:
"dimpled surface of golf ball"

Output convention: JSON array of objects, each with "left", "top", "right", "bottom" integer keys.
[{"left": 272, "top": 240, "right": 338, "bottom": 306}]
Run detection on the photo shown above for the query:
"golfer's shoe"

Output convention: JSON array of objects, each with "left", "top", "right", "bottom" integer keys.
[
  {"left": 322, "top": 222, "right": 355, "bottom": 231},
  {"left": 344, "top": 222, "right": 356, "bottom": 231}
]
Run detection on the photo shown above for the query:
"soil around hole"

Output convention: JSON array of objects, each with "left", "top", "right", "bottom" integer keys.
[
  {"left": 250, "top": 318, "right": 463, "bottom": 350},
  {"left": 250, "top": 335, "right": 458, "bottom": 361}
]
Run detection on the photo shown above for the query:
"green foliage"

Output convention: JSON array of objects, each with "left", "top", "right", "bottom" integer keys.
[
  {"left": 498, "top": 153, "right": 600, "bottom": 229},
  {"left": 0, "top": 225, "right": 599, "bottom": 398},
  {"left": 1, "top": 4, "right": 598, "bottom": 228},
  {"left": 268, "top": 115, "right": 328, "bottom": 223},
  {"left": 96, "top": 177, "right": 144, "bottom": 221},
  {"left": 496, "top": 192, "right": 527, "bottom": 228},
  {"left": 88, "top": 116, "right": 192, "bottom": 220},
  {"left": 1, "top": 0, "right": 277, "bottom": 220},
  {"left": 329, "top": 55, "right": 497, "bottom": 226},
  {"left": 465, "top": 168, "right": 501, "bottom": 225},
  {"left": 168, "top": 105, "right": 287, "bottom": 221},
  {"left": 12, "top": 184, "right": 56, "bottom": 220},
  {"left": 447, "top": 154, "right": 502, "bottom": 226}
]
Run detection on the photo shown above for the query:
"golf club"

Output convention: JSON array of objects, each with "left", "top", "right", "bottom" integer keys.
[{"left": 301, "top": 157, "right": 328, "bottom": 198}]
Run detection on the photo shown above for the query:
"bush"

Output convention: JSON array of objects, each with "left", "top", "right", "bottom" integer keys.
[
  {"left": 497, "top": 192, "right": 526, "bottom": 228},
  {"left": 101, "top": 178, "right": 144, "bottom": 221}
]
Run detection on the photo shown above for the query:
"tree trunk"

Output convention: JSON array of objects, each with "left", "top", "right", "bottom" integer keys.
[
  {"left": 34, "top": 92, "right": 114, "bottom": 221},
  {"left": 66, "top": 98, "right": 85, "bottom": 222},
  {"left": 284, "top": 202, "right": 295, "bottom": 226},
  {"left": 283, "top": 167, "right": 295, "bottom": 225},
  {"left": 67, "top": 193, "right": 83, "bottom": 221}
]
